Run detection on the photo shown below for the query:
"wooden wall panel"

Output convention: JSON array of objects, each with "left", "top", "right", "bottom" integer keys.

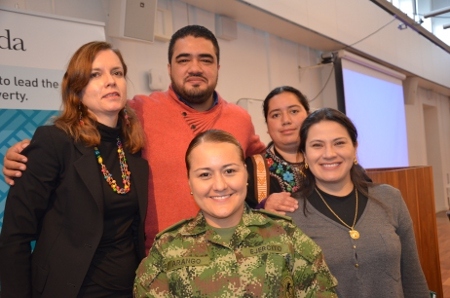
[{"left": 367, "top": 166, "right": 442, "bottom": 297}]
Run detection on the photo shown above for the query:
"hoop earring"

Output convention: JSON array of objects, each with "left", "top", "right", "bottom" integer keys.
[
  {"left": 353, "top": 158, "right": 358, "bottom": 165},
  {"left": 304, "top": 162, "right": 309, "bottom": 169}
]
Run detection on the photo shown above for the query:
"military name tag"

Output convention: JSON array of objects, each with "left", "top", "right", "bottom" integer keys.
[
  {"left": 165, "top": 256, "right": 210, "bottom": 271},
  {"left": 242, "top": 244, "right": 289, "bottom": 257}
]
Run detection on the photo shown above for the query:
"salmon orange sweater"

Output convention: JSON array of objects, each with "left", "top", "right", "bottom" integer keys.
[{"left": 129, "top": 86, "right": 265, "bottom": 251}]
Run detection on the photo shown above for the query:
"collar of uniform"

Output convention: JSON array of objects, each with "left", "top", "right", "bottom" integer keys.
[
  {"left": 179, "top": 205, "right": 272, "bottom": 237},
  {"left": 241, "top": 205, "right": 274, "bottom": 227}
]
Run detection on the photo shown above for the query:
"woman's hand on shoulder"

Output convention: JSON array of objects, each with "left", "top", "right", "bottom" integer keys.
[{"left": 264, "top": 192, "right": 298, "bottom": 215}]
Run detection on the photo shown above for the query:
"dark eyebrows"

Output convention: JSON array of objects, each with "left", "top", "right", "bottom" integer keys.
[
  {"left": 198, "top": 53, "right": 214, "bottom": 60},
  {"left": 268, "top": 104, "right": 301, "bottom": 115},
  {"left": 222, "top": 163, "right": 240, "bottom": 168},
  {"left": 288, "top": 104, "right": 302, "bottom": 109},
  {"left": 308, "top": 137, "right": 348, "bottom": 144},
  {"left": 111, "top": 66, "right": 124, "bottom": 72},
  {"left": 175, "top": 53, "right": 191, "bottom": 60},
  {"left": 334, "top": 137, "right": 348, "bottom": 142},
  {"left": 191, "top": 163, "right": 240, "bottom": 173},
  {"left": 174, "top": 53, "right": 215, "bottom": 61},
  {"left": 268, "top": 108, "right": 281, "bottom": 115},
  {"left": 91, "top": 66, "right": 123, "bottom": 72}
]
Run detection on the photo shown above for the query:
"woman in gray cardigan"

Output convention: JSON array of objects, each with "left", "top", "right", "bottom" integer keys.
[{"left": 287, "top": 108, "right": 429, "bottom": 297}]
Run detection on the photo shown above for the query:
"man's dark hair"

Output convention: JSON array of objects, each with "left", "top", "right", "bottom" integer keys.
[{"left": 168, "top": 25, "right": 220, "bottom": 64}]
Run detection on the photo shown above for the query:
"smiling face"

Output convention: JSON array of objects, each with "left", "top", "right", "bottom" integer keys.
[
  {"left": 81, "top": 49, "right": 127, "bottom": 127},
  {"left": 187, "top": 141, "right": 248, "bottom": 228},
  {"left": 168, "top": 36, "right": 220, "bottom": 111},
  {"left": 303, "top": 120, "right": 357, "bottom": 193},
  {"left": 266, "top": 91, "right": 308, "bottom": 150}
]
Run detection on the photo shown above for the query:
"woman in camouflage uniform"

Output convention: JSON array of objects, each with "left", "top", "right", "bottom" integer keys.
[{"left": 134, "top": 129, "right": 337, "bottom": 297}]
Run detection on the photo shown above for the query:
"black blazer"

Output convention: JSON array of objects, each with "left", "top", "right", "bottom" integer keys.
[{"left": 0, "top": 125, "right": 149, "bottom": 298}]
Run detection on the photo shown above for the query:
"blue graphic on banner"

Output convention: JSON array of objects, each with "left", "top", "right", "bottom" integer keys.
[{"left": 0, "top": 109, "right": 59, "bottom": 231}]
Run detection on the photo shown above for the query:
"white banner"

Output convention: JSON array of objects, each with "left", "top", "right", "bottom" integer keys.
[
  {"left": 1, "top": 65, "right": 63, "bottom": 110},
  {"left": 0, "top": 7, "right": 106, "bottom": 110}
]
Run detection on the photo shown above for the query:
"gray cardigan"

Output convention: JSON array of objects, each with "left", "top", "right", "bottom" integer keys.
[{"left": 287, "top": 184, "right": 429, "bottom": 297}]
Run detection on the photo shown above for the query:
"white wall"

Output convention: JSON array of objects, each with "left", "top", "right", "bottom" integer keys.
[
  {"left": 405, "top": 87, "right": 450, "bottom": 211},
  {"left": 1, "top": 0, "right": 109, "bottom": 22}
]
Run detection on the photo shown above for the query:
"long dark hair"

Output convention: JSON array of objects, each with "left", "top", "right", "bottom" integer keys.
[{"left": 296, "top": 108, "right": 373, "bottom": 210}]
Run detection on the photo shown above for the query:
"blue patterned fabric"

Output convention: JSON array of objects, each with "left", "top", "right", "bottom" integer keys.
[{"left": 0, "top": 109, "right": 59, "bottom": 231}]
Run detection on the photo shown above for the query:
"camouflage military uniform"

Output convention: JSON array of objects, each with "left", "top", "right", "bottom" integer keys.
[{"left": 134, "top": 206, "right": 337, "bottom": 297}]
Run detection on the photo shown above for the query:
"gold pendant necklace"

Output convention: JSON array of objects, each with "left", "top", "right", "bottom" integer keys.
[{"left": 315, "top": 188, "right": 360, "bottom": 240}]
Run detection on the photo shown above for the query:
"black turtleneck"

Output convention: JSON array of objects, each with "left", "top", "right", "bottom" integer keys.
[
  {"left": 82, "top": 123, "right": 139, "bottom": 292},
  {"left": 307, "top": 187, "right": 368, "bottom": 227}
]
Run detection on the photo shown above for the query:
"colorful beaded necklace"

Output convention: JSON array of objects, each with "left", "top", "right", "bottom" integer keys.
[{"left": 94, "top": 137, "right": 131, "bottom": 194}]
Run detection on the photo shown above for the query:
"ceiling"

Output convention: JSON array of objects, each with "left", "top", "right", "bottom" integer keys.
[
  {"left": 178, "top": 0, "right": 344, "bottom": 52},
  {"left": 370, "top": 0, "right": 450, "bottom": 53}
]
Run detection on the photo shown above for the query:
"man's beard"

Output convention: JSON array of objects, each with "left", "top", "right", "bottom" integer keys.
[{"left": 171, "top": 76, "right": 217, "bottom": 105}]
